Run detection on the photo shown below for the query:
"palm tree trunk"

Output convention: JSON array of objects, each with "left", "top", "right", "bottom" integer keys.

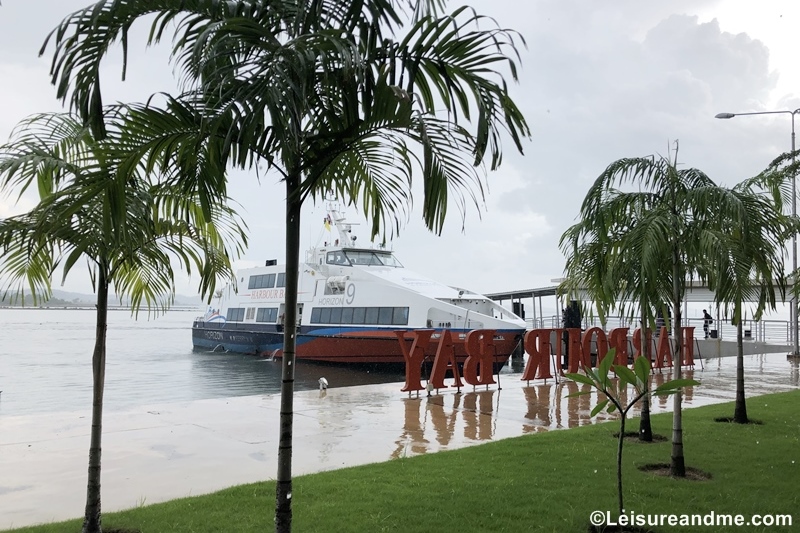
[
  {"left": 617, "top": 414, "right": 626, "bottom": 515},
  {"left": 639, "top": 386, "right": 653, "bottom": 441},
  {"left": 733, "top": 300, "right": 748, "bottom": 423},
  {"left": 276, "top": 175, "right": 302, "bottom": 533},
  {"left": 83, "top": 271, "right": 108, "bottom": 533},
  {"left": 670, "top": 250, "right": 686, "bottom": 477},
  {"left": 639, "top": 299, "right": 652, "bottom": 441}
]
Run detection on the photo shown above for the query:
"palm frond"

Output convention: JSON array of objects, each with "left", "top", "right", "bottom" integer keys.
[{"left": 0, "top": 108, "right": 247, "bottom": 314}]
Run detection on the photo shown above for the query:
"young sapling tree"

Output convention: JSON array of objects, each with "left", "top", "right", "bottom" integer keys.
[{"left": 566, "top": 349, "right": 699, "bottom": 518}]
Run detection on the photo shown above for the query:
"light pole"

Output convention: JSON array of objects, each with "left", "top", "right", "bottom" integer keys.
[{"left": 715, "top": 109, "right": 800, "bottom": 356}]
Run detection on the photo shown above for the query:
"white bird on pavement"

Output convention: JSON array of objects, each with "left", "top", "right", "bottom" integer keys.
[{"left": 319, "top": 377, "right": 328, "bottom": 391}]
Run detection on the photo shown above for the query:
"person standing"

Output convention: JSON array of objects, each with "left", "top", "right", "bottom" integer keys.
[{"left": 703, "top": 309, "right": 713, "bottom": 338}]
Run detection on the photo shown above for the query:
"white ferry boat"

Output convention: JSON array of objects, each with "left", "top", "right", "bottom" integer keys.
[{"left": 192, "top": 203, "right": 526, "bottom": 364}]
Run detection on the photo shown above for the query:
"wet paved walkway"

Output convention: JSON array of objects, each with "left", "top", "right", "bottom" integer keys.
[{"left": 2, "top": 353, "right": 799, "bottom": 529}]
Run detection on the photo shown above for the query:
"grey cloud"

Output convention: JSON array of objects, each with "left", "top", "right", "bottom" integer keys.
[
  {"left": 643, "top": 15, "right": 777, "bottom": 108},
  {"left": 0, "top": 0, "right": 795, "bottom": 294}
]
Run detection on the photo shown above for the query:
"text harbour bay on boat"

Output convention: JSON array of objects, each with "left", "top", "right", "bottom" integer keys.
[{"left": 192, "top": 201, "right": 526, "bottom": 364}]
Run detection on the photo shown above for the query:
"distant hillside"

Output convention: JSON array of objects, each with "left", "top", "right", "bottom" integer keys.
[{"left": 0, "top": 289, "right": 204, "bottom": 309}]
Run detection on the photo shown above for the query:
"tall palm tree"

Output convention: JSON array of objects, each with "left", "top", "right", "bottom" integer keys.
[
  {"left": 42, "top": 2, "right": 530, "bottom": 529},
  {"left": 0, "top": 111, "right": 246, "bottom": 533},
  {"left": 706, "top": 175, "right": 793, "bottom": 423},
  {"left": 564, "top": 144, "right": 748, "bottom": 476}
]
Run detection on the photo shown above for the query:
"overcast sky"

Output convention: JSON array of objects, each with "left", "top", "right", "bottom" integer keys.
[{"left": 1, "top": 1, "right": 799, "bottom": 316}]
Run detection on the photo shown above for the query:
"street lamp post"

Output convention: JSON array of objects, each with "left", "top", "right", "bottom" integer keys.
[{"left": 715, "top": 109, "right": 800, "bottom": 356}]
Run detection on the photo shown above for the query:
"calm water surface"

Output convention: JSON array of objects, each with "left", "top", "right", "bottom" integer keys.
[{"left": 0, "top": 308, "right": 406, "bottom": 417}]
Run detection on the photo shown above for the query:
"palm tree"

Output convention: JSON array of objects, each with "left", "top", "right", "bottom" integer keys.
[
  {"left": 42, "top": 2, "right": 530, "bottom": 529},
  {"left": 560, "top": 198, "right": 670, "bottom": 442},
  {"left": 564, "top": 144, "right": 749, "bottom": 476},
  {"left": 0, "top": 111, "right": 246, "bottom": 533},
  {"left": 705, "top": 175, "right": 793, "bottom": 423}
]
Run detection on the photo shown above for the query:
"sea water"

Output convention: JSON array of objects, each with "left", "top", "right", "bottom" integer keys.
[{"left": 0, "top": 307, "right": 406, "bottom": 417}]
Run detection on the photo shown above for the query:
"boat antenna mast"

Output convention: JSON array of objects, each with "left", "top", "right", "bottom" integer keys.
[{"left": 326, "top": 199, "right": 358, "bottom": 248}]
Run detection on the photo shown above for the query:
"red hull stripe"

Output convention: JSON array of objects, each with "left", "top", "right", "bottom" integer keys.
[{"left": 192, "top": 324, "right": 523, "bottom": 364}]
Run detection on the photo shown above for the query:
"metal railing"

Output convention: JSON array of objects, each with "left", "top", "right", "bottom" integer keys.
[{"left": 526, "top": 315, "right": 791, "bottom": 346}]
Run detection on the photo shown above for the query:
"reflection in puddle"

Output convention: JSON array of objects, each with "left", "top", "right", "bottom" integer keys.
[
  {"left": 393, "top": 397, "right": 428, "bottom": 458},
  {"left": 390, "top": 354, "right": 795, "bottom": 458},
  {"left": 393, "top": 390, "right": 499, "bottom": 458},
  {"left": 393, "top": 380, "right": 625, "bottom": 455},
  {"left": 522, "top": 383, "right": 552, "bottom": 432},
  {"left": 428, "top": 395, "right": 459, "bottom": 446},
  {"left": 462, "top": 390, "right": 495, "bottom": 441}
]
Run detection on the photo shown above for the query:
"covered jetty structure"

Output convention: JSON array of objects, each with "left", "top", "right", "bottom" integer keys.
[{"left": 487, "top": 280, "right": 796, "bottom": 357}]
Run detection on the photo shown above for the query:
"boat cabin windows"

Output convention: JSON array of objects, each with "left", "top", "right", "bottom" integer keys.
[
  {"left": 343, "top": 250, "right": 403, "bottom": 267},
  {"left": 249, "top": 273, "right": 276, "bottom": 289},
  {"left": 256, "top": 307, "right": 279, "bottom": 323},
  {"left": 245, "top": 307, "right": 255, "bottom": 321},
  {"left": 310, "top": 306, "right": 409, "bottom": 326},
  {"left": 341, "top": 307, "right": 354, "bottom": 323},
  {"left": 326, "top": 251, "right": 351, "bottom": 266},
  {"left": 378, "top": 307, "right": 393, "bottom": 324},
  {"left": 318, "top": 307, "right": 332, "bottom": 323},
  {"left": 392, "top": 307, "right": 409, "bottom": 325},
  {"left": 226, "top": 308, "right": 246, "bottom": 322},
  {"left": 276, "top": 273, "right": 286, "bottom": 287}
]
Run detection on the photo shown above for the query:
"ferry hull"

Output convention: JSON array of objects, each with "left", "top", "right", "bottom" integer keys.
[{"left": 192, "top": 322, "right": 523, "bottom": 365}]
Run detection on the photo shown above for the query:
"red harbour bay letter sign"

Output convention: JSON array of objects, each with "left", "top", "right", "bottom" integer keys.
[
  {"left": 399, "top": 326, "right": 696, "bottom": 392},
  {"left": 396, "top": 329, "right": 498, "bottom": 392},
  {"left": 519, "top": 326, "right": 696, "bottom": 379}
]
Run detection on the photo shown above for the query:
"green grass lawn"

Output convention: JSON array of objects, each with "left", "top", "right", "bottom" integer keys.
[{"left": 7, "top": 390, "right": 800, "bottom": 533}]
